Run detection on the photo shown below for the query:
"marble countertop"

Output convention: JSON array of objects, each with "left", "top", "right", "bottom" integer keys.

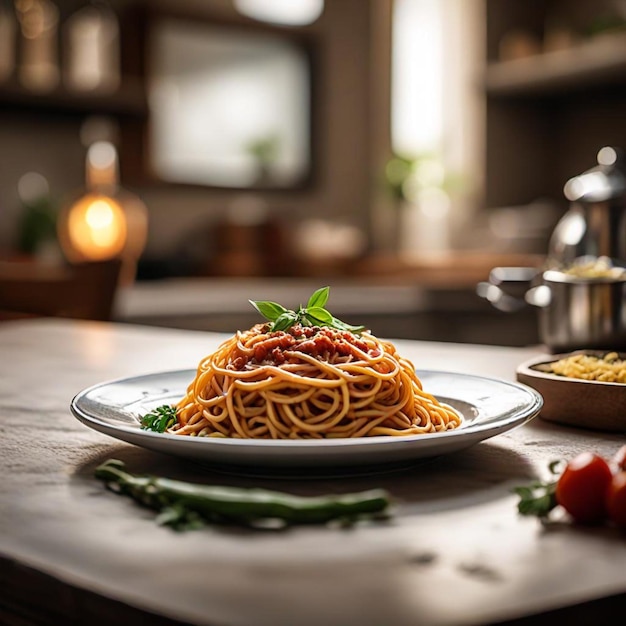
[{"left": 1, "top": 319, "right": 625, "bottom": 625}]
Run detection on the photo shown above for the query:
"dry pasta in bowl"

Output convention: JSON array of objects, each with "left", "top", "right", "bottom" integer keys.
[
  {"left": 537, "top": 351, "right": 626, "bottom": 383},
  {"left": 516, "top": 351, "right": 626, "bottom": 433}
]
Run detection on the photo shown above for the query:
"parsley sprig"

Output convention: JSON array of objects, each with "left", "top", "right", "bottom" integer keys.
[
  {"left": 249, "top": 287, "right": 365, "bottom": 333},
  {"left": 140, "top": 404, "right": 177, "bottom": 433},
  {"left": 513, "top": 460, "right": 564, "bottom": 518}
]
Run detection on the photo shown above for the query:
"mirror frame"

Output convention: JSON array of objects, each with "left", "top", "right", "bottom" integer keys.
[{"left": 120, "top": 4, "right": 319, "bottom": 193}]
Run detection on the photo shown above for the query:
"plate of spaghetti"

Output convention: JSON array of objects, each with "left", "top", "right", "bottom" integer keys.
[{"left": 71, "top": 288, "right": 543, "bottom": 469}]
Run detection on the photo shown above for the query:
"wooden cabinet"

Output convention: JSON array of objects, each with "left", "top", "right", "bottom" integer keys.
[
  {"left": 0, "top": 79, "right": 146, "bottom": 117},
  {"left": 484, "top": 0, "right": 626, "bottom": 212},
  {"left": 0, "top": 2, "right": 146, "bottom": 179}
]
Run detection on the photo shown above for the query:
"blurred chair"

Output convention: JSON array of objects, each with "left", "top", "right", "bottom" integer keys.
[{"left": 0, "top": 259, "right": 123, "bottom": 322}]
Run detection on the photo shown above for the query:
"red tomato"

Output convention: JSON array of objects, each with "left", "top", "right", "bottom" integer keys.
[
  {"left": 606, "top": 472, "right": 626, "bottom": 528},
  {"left": 555, "top": 452, "right": 613, "bottom": 524}
]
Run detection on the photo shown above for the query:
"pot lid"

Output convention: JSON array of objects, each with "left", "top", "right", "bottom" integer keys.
[{"left": 563, "top": 146, "right": 626, "bottom": 203}]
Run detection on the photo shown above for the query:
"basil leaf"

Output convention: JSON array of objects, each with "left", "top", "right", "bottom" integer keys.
[
  {"left": 305, "top": 307, "right": 333, "bottom": 325},
  {"left": 249, "top": 300, "right": 287, "bottom": 321},
  {"left": 307, "top": 286, "right": 330, "bottom": 309},
  {"left": 272, "top": 311, "right": 298, "bottom": 331},
  {"left": 331, "top": 316, "right": 365, "bottom": 333},
  {"left": 248, "top": 288, "right": 365, "bottom": 334}
]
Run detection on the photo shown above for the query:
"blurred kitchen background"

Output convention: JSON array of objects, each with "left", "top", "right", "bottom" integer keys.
[{"left": 1, "top": 0, "right": 625, "bottom": 345}]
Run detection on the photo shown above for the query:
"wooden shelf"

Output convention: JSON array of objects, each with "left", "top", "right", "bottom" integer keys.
[
  {"left": 0, "top": 78, "right": 148, "bottom": 117},
  {"left": 485, "top": 32, "right": 626, "bottom": 97},
  {"left": 349, "top": 251, "right": 546, "bottom": 289}
]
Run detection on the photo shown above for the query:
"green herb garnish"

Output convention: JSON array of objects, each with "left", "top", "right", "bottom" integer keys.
[
  {"left": 140, "top": 404, "right": 177, "bottom": 433},
  {"left": 249, "top": 286, "right": 365, "bottom": 333},
  {"left": 513, "top": 460, "right": 563, "bottom": 518}
]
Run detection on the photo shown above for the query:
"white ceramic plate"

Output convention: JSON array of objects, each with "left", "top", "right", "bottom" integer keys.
[{"left": 71, "top": 369, "right": 542, "bottom": 469}]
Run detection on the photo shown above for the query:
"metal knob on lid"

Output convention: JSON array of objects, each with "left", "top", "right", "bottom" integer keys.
[
  {"left": 563, "top": 146, "right": 626, "bottom": 203},
  {"left": 549, "top": 145, "right": 626, "bottom": 269}
]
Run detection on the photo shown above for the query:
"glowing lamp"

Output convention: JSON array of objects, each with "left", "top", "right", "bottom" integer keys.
[
  {"left": 58, "top": 141, "right": 147, "bottom": 283},
  {"left": 64, "top": 195, "right": 127, "bottom": 260}
]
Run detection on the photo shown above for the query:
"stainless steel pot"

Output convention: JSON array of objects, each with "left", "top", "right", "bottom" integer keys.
[
  {"left": 526, "top": 270, "right": 626, "bottom": 353},
  {"left": 478, "top": 146, "right": 626, "bottom": 352},
  {"left": 477, "top": 267, "right": 626, "bottom": 352}
]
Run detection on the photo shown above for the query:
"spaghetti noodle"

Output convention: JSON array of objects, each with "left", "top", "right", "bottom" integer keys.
[{"left": 170, "top": 323, "right": 462, "bottom": 439}]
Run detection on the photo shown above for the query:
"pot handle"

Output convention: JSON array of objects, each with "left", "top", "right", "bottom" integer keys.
[
  {"left": 524, "top": 284, "right": 552, "bottom": 308},
  {"left": 476, "top": 266, "right": 541, "bottom": 313}
]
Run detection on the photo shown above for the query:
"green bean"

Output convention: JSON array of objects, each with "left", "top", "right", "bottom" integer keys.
[{"left": 95, "top": 459, "right": 392, "bottom": 529}]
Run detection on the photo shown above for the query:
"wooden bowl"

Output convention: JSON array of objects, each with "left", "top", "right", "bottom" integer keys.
[{"left": 516, "top": 351, "right": 626, "bottom": 433}]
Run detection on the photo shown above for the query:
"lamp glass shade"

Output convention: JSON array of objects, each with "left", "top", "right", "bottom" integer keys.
[
  {"left": 57, "top": 141, "right": 148, "bottom": 284},
  {"left": 60, "top": 193, "right": 127, "bottom": 262}
]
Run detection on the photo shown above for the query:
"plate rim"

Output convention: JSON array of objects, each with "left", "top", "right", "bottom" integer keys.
[{"left": 70, "top": 368, "right": 543, "bottom": 450}]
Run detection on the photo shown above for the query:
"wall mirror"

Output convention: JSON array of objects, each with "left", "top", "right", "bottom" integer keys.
[{"left": 144, "top": 12, "right": 315, "bottom": 190}]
